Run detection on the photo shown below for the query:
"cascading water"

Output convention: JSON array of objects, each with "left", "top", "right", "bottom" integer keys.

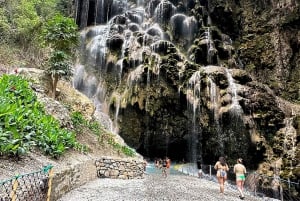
[
  {"left": 137, "top": 0, "right": 144, "bottom": 7},
  {"left": 170, "top": 13, "right": 198, "bottom": 47},
  {"left": 71, "top": 1, "right": 300, "bottom": 193},
  {"left": 207, "top": 77, "right": 218, "bottom": 119},
  {"left": 95, "top": 0, "right": 107, "bottom": 24},
  {"left": 206, "top": 27, "right": 218, "bottom": 65},
  {"left": 74, "top": 0, "right": 242, "bottom": 162},
  {"left": 225, "top": 68, "right": 242, "bottom": 114},
  {"left": 154, "top": 0, "right": 176, "bottom": 25},
  {"left": 207, "top": 77, "right": 224, "bottom": 154},
  {"left": 186, "top": 71, "right": 202, "bottom": 163},
  {"left": 83, "top": 25, "right": 109, "bottom": 69}
]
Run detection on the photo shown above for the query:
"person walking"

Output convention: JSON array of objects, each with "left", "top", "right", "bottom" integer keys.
[
  {"left": 197, "top": 160, "right": 203, "bottom": 178},
  {"left": 214, "top": 156, "right": 229, "bottom": 195},
  {"left": 166, "top": 157, "right": 171, "bottom": 176},
  {"left": 234, "top": 158, "right": 247, "bottom": 199},
  {"left": 161, "top": 158, "right": 168, "bottom": 177},
  {"left": 143, "top": 159, "right": 147, "bottom": 172}
]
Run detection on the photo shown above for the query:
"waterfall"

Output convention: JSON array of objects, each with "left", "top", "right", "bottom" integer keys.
[
  {"left": 145, "top": 65, "right": 151, "bottom": 111},
  {"left": 137, "top": 0, "right": 144, "bottom": 7},
  {"left": 170, "top": 13, "right": 197, "bottom": 47},
  {"left": 73, "top": 62, "right": 115, "bottom": 132},
  {"left": 207, "top": 77, "right": 218, "bottom": 119},
  {"left": 206, "top": 27, "right": 216, "bottom": 64},
  {"left": 84, "top": 24, "right": 111, "bottom": 72},
  {"left": 207, "top": 77, "right": 224, "bottom": 155},
  {"left": 74, "top": 1, "right": 129, "bottom": 133},
  {"left": 75, "top": 0, "right": 217, "bottom": 161},
  {"left": 95, "top": 0, "right": 106, "bottom": 24},
  {"left": 154, "top": 0, "right": 176, "bottom": 25},
  {"left": 111, "top": 92, "right": 121, "bottom": 133},
  {"left": 186, "top": 71, "right": 202, "bottom": 163},
  {"left": 187, "top": 71, "right": 201, "bottom": 115},
  {"left": 225, "top": 69, "right": 242, "bottom": 114}
]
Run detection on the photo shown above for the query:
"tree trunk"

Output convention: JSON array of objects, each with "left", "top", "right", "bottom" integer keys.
[{"left": 51, "top": 74, "right": 59, "bottom": 99}]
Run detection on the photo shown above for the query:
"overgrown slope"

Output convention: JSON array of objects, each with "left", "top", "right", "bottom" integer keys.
[{"left": 0, "top": 70, "right": 137, "bottom": 180}]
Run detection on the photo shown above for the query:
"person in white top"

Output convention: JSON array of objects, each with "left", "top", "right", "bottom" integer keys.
[{"left": 233, "top": 158, "right": 247, "bottom": 200}]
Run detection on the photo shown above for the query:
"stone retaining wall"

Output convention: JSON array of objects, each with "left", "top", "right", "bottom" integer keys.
[
  {"left": 50, "top": 159, "right": 97, "bottom": 201},
  {"left": 50, "top": 157, "right": 144, "bottom": 201},
  {"left": 95, "top": 157, "right": 145, "bottom": 179}
]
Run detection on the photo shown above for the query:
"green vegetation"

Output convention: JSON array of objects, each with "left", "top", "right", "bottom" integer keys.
[
  {"left": 41, "top": 14, "right": 79, "bottom": 99},
  {"left": 0, "top": 0, "right": 71, "bottom": 45},
  {"left": 0, "top": 74, "right": 79, "bottom": 158},
  {"left": 0, "top": 0, "right": 78, "bottom": 100},
  {"left": 71, "top": 111, "right": 104, "bottom": 136},
  {"left": 107, "top": 138, "right": 136, "bottom": 157},
  {"left": 71, "top": 111, "right": 136, "bottom": 157},
  {"left": 0, "top": 0, "right": 135, "bottom": 159},
  {"left": 0, "top": 0, "right": 84, "bottom": 159}
]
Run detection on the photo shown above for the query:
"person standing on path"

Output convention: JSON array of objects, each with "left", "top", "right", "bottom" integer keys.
[
  {"left": 197, "top": 160, "right": 203, "bottom": 178},
  {"left": 166, "top": 157, "right": 171, "bottom": 176},
  {"left": 214, "top": 156, "right": 229, "bottom": 195},
  {"left": 143, "top": 159, "right": 147, "bottom": 172},
  {"left": 234, "top": 158, "right": 247, "bottom": 200},
  {"left": 162, "top": 158, "right": 168, "bottom": 177}
]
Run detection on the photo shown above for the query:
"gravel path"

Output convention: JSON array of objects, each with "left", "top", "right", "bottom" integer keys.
[{"left": 58, "top": 165, "right": 263, "bottom": 201}]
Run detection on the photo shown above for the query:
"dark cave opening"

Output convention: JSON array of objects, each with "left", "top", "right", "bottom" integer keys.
[{"left": 137, "top": 137, "right": 188, "bottom": 162}]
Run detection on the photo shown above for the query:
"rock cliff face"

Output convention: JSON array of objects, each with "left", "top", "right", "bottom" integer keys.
[
  {"left": 208, "top": 0, "right": 300, "bottom": 102},
  {"left": 73, "top": 0, "right": 299, "bottom": 186},
  {"left": 205, "top": 0, "right": 300, "bottom": 179}
]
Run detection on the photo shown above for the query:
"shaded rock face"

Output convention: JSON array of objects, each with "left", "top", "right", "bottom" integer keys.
[
  {"left": 200, "top": 0, "right": 300, "bottom": 182},
  {"left": 207, "top": 0, "right": 300, "bottom": 102},
  {"left": 73, "top": 0, "right": 300, "bottom": 186}
]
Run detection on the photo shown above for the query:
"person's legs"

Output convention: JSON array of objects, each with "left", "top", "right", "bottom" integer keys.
[
  {"left": 198, "top": 170, "right": 202, "bottom": 178},
  {"left": 241, "top": 180, "right": 244, "bottom": 191},
  {"left": 218, "top": 177, "right": 224, "bottom": 193},
  {"left": 236, "top": 180, "right": 245, "bottom": 198},
  {"left": 221, "top": 178, "right": 226, "bottom": 194},
  {"left": 240, "top": 180, "right": 245, "bottom": 198},
  {"left": 162, "top": 167, "right": 167, "bottom": 177},
  {"left": 236, "top": 180, "right": 242, "bottom": 194}
]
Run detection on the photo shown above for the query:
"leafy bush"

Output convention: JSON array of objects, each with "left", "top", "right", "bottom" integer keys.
[
  {"left": 71, "top": 111, "right": 104, "bottom": 136},
  {"left": 41, "top": 14, "right": 79, "bottom": 99},
  {"left": 0, "top": 8, "right": 11, "bottom": 43},
  {"left": 70, "top": 111, "right": 86, "bottom": 126},
  {"left": 41, "top": 14, "right": 79, "bottom": 54},
  {"left": 0, "top": 0, "right": 67, "bottom": 46},
  {"left": 0, "top": 74, "right": 77, "bottom": 158}
]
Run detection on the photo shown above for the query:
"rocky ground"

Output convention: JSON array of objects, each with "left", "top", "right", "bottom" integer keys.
[{"left": 57, "top": 164, "right": 264, "bottom": 201}]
